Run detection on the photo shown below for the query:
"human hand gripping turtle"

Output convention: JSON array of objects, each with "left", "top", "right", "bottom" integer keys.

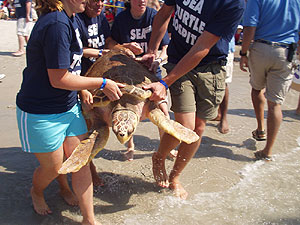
[{"left": 59, "top": 47, "right": 199, "bottom": 174}]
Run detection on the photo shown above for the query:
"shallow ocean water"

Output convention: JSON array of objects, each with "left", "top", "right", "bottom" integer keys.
[{"left": 122, "top": 138, "right": 300, "bottom": 225}]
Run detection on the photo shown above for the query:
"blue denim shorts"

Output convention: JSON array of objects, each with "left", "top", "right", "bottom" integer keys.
[{"left": 16, "top": 103, "right": 87, "bottom": 153}]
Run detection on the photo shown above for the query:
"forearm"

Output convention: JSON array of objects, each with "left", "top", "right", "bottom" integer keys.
[
  {"left": 241, "top": 26, "right": 256, "bottom": 54},
  {"left": 163, "top": 46, "right": 209, "bottom": 87},
  {"left": 48, "top": 69, "right": 104, "bottom": 91},
  {"left": 148, "top": 4, "right": 173, "bottom": 55},
  {"left": 83, "top": 47, "right": 101, "bottom": 58},
  {"left": 163, "top": 31, "right": 220, "bottom": 87}
]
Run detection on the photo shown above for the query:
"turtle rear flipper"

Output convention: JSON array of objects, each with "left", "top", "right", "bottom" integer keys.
[
  {"left": 58, "top": 126, "right": 109, "bottom": 174},
  {"left": 147, "top": 108, "right": 199, "bottom": 144}
]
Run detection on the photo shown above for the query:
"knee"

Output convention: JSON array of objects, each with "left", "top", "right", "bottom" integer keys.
[
  {"left": 38, "top": 164, "right": 61, "bottom": 178},
  {"left": 194, "top": 126, "right": 205, "bottom": 137}
]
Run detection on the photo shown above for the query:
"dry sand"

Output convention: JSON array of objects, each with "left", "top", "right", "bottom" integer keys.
[{"left": 0, "top": 20, "right": 299, "bottom": 225}]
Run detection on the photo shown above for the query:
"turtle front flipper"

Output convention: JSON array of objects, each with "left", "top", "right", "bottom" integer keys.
[
  {"left": 147, "top": 108, "right": 199, "bottom": 144},
  {"left": 121, "top": 85, "right": 152, "bottom": 100},
  {"left": 58, "top": 126, "right": 109, "bottom": 174}
]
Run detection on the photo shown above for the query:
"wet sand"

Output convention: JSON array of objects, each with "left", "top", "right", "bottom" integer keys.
[{"left": 0, "top": 20, "right": 299, "bottom": 225}]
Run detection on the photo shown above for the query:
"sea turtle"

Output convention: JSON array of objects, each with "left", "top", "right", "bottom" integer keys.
[{"left": 59, "top": 47, "right": 199, "bottom": 174}]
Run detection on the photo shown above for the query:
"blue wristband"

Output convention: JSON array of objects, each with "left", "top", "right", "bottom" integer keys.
[
  {"left": 98, "top": 49, "right": 103, "bottom": 57},
  {"left": 100, "top": 78, "right": 107, "bottom": 90},
  {"left": 159, "top": 79, "right": 168, "bottom": 90}
]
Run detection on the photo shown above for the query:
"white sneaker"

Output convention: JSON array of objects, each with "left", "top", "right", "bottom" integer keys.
[{"left": 0, "top": 74, "right": 6, "bottom": 80}]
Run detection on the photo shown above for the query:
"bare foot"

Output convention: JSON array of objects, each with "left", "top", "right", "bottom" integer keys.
[
  {"left": 123, "top": 148, "right": 135, "bottom": 161},
  {"left": 92, "top": 173, "right": 105, "bottom": 187},
  {"left": 12, "top": 50, "right": 25, "bottom": 57},
  {"left": 217, "top": 120, "right": 229, "bottom": 134},
  {"left": 31, "top": 187, "right": 52, "bottom": 215},
  {"left": 169, "top": 180, "right": 188, "bottom": 200},
  {"left": 296, "top": 109, "right": 300, "bottom": 115},
  {"left": 254, "top": 150, "right": 272, "bottom": 161},
  {"left": 152, "top": 152, "right": 169, "bottom": 188},
  {"left": 60, "top": 189, "right": 78, "bottom": 206}
]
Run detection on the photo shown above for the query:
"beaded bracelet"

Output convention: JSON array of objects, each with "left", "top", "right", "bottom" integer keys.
[
  {"left": 98, "top": 49, "right": 103, "bottom": 57},
  {"left": 159, "top": 79, "right": 168, "bottom": 90},
  {"left": 100, "top": 78, "right": 107, "bottom": 90}
]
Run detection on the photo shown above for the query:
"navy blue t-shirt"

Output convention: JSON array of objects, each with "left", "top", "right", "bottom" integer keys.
[
  {"left": 165, "top": 0, "right": 245, "bottom": 66},
  {"left": 14, "top": 0, "right": 32, "bottom": 19},
  {"left": 111, "top": 7, "right": 169, "bottom": 78},
  {"left": 76, "top": 12, "right": 111, "bottom": 75},
  {"left": 16, "top": 10, "right": 83, "bottom": 114}
]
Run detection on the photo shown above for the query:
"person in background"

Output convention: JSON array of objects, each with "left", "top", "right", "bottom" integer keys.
[
  {"left": 147, "top": 0, "right": 160, "bottom": 11},
  {"left": 16, "top": 0, "right": 123, "bottom": 223},
  {"left": 76, "top": 0, "right": 142, "bottom": 187},
  {"left": 0, "top": 2, "right": 9, "bottom": 19},
  {"left": 142, "top": 0, "right": 245, "bottom": 199},
  {"left": 215, "top": 36, "right": 236, "bottom": 134},
  {"left": 12, "top": 0, "right": 32, "bottom": 57},
  {"left": 240, "top": 0, "right": 300, "bottom": 160},
  {"left": 111, "top": 0, "right": 172, "bottom": 161},
  {"left": 114, "top": 0, "right": 124, "bottom": 16}
]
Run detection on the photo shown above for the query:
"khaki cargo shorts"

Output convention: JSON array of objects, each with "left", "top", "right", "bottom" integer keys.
[
  {"left": 164, "top": 62, "right": 226, "bottom": 120},
  {"left": 249, "top": 42, "right": 293, "bottom": 104}
]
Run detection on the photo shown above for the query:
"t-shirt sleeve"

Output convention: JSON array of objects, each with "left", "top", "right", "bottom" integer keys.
[
  {"left": 242, "top": 0, "right": 260, "bottom": 27},
  {"left": 205, "top": 1, "right": 245, "bottom": 42},
  {"left": 43, "top": 22, "right": 71, "bottom": 69}
]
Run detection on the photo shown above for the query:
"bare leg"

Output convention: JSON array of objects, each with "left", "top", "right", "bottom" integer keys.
[
  {"left": 251, "top": 88, "right": 265, "bottom": 132},
  {"left": 255, "top": 100, "right": 282, "bottom": 158},
  {"left": 64, "top": 135, "right": 98, "bottom": 225},
  {"left": 212, "top": 108, "right": 221, "bottom": 121},
  {"left": 157, "top": 102, "right": 178, "bottom": 159},
  {"left": 296, "top": 94, "right": 300, "bottom": 115},
  {"left": 31, "top": 147, "right": 65, "bottom": 215},
  {"left": 218, "top": 84, "right": 229, "bottom": 134},
  {"left": 152, "top": 133, "right": 179, "bottom": 188},
  {"left": 168, "top": 114, "right": 204, "bottom": 199},
  {"left": 56, "top": 174, "right": 78, "bottom": 206},
  {"left": 123, "top": 136, "right": 135, "bottom": 161},
  {"left": 25, "top": 35, "right": 29, "bottom": 43},
  {"left": 90, "top": 161, "right": 104, "bottom": 187}
]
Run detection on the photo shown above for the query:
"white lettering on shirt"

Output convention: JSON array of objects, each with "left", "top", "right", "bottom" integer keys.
[
  {"left": 130, "top": 25, "right": 152, "bottom": 40},
  {"left": 173, "top": 4, "right": 206, "bottom": 45},
  {"left": 182, "top": 0, "right": 204, "bottom": 14}
]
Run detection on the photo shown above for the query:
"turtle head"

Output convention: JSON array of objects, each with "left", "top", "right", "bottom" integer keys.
[{"left": 112, "top": 109, "right": 139, "bottom": 144}]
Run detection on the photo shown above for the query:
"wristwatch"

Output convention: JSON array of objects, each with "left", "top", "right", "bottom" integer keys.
[{"left": 239, "top": 50, "right": 247, "bottom": 57}]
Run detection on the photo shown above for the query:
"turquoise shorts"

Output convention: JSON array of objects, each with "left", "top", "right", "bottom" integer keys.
[{"left": 16, "top": 103, "right": 88, "bottom": 153}]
